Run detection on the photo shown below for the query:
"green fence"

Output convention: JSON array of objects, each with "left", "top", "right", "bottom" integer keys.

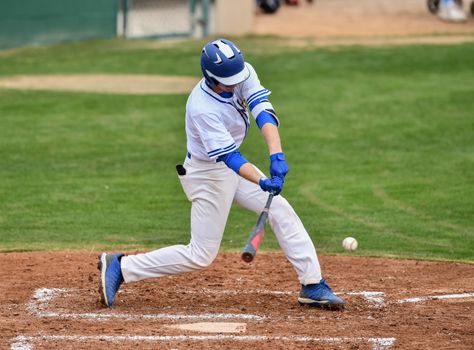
[{"left": 0, "top": 0, "right": 118, "bottom": 50}]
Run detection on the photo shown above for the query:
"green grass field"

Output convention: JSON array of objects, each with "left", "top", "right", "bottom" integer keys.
[{"left": 0, "top": 38, "right": 473, "bottom": 262}]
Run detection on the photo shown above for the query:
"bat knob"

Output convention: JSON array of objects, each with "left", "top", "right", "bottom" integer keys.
[{"left": 241, "top": 252, "right": 254, "bottom": 263}]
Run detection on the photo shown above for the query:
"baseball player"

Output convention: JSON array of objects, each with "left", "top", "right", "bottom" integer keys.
[{"left": 98, "top": 38, "right": 344, "bottom": 310}]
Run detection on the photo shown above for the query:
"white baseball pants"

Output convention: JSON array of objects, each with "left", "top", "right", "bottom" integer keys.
[{"left": 121, "top": 156, "right": 322, "bottom": 285}]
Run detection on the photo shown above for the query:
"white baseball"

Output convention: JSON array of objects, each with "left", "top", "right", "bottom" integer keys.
[{"left": 342, "top": 237, "right": 358, "bottom": 251}]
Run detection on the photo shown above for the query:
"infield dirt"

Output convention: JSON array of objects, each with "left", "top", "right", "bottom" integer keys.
[
  {"left": 1, "top": 252, "right": 473, "bottom": 349},
  {"left": 254, "top": 0, "right": 474, "bottom": 40}
]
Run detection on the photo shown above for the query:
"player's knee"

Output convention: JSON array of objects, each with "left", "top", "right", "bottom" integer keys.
[
  {"left": 190, "top": 252, "right": 216, "bottom": 269},
  {"left": 188, "top": 243, "right": 218, "bottom": 269}
]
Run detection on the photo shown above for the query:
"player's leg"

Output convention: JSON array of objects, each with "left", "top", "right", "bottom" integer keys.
[
  {"left": 234, "top": 175, "right": 321, "bottom": 284},
  {"left": 99, "top": 161, "right": 238, "bottom": 307},
  {"left": 121, "top": 162, "right": 239, "bottom": 282},
  {"left": 233, "top": 171, "right": 344, "bottom": 309}
]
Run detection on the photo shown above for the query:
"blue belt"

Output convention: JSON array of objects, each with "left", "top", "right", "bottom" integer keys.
[{"left": 187, "top": 152, "right": 222, "bottom": 162}]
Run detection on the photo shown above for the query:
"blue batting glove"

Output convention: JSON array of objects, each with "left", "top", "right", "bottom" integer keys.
[
  {"left": 270, "top": 152, "right": 289, "bottom": 180},
  {"left": 259, "top": 176, "right": 284, "bottom": 195}
]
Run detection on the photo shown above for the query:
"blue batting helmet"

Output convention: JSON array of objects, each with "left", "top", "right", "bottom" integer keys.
[{"left": 201, "top": 38, "right": 250, "bottom": 87}]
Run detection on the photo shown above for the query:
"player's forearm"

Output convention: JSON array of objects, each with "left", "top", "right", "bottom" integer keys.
[
  {"left": 261, "top": 123, "right": 283, "bottom": 155},
  {"left": 217, "top": 150, "right": 263, "bottom": 185},
  {"left": 238, "top": 162, "right": 264, "bottom": 185}
]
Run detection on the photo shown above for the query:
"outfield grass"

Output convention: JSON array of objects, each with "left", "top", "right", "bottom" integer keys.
[{"left": 0, "top": 38, "right": 473, "bottom": 262}]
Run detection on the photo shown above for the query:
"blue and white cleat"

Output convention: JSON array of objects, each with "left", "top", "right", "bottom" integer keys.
[
  {"left": 298, "top": 279, "right": 345, "bottom": 310},
  {"left": 98, "top": 252, "right": 124, "bottom": 308}
]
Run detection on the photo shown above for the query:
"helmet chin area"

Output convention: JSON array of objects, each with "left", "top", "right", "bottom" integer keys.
[{"left": 218, "top": 84, "right": 236, "bottom": 92}]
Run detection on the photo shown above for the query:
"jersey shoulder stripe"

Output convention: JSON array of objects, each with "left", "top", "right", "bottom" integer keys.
[{"left": 247, "top": 88, "right": 270, "bottom": 105}]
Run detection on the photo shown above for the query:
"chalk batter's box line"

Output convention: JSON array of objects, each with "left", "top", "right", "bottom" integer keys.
[
  {"left": 27, "top": 287, "right": 265, "bottom": 321},
  {"left": 10, "top": 334, "right": 397, "bottom": 350},
  {"left": 27, "top": 288, "right": 389, "bottom": 322},
  {"left": 28, "top": 287, "right": 474, "bottom": 322}
]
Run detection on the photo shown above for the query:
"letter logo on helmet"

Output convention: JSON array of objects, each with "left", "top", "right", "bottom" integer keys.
[{"left": 201, "top": 38, "right": 250, "bottom": 88}]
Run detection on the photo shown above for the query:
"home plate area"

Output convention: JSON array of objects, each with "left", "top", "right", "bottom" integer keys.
[{"left": 6, "top": 252, "right": 474, "bottom": 349}]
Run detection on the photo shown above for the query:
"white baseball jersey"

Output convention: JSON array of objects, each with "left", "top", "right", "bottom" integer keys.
[{"left": 185, "top": 62, "right": 275, "bottom": 161}]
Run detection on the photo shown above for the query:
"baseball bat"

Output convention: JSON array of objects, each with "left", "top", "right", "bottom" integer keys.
[{"left": 242, "top": 193, "right": 274, "bottom": 263}]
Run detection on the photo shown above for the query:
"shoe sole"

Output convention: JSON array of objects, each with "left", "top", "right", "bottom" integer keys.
[
  {"left": 98, "top": 253, "right": 110, "bottom": 307},
  {"left": 298, "top": 297, "right": 345, "bottom": 310}
]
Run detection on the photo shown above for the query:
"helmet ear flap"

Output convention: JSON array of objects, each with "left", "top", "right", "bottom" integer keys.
[
  {"left": 202, "top": 68, "right": 219, "bottom": 88},
  {"left": 206, "top": 76, "right": 219, "bottom": 88}
]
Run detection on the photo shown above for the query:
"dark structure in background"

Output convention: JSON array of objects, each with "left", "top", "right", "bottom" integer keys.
[
  {"left": 427, "top": 0, "right": 474, "bottom": 15},
  {"left": 0, "top": 0, "right": 117, "bottom": 50}
]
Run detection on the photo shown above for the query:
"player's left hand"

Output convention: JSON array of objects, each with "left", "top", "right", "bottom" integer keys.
[
  {"left": 259, "top": 176, "right": 284, "bottom": 195},
  {"left": 270, "top": 152, "right": 289, "bottom": 180}
]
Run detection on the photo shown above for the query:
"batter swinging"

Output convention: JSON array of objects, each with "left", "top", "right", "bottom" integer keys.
[{"left": 98, "top": 38, "right": 344, "bottom": 310}]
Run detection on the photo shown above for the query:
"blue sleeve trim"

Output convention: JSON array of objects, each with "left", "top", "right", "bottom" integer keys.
[
  {"left": 217, "top": 149, "right": 249, "bottom": 173},
  {"left": 256, "top": 110, "right": 278, "bottom": 129}
]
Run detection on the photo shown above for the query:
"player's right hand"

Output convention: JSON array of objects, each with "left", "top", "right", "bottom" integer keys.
[{"left": 259, "top": 176, "right": 283, "bottom": 195}]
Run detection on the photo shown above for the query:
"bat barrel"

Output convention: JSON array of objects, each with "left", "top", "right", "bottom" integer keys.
[
  {"left": 242, "top": 240, "right": 257, "bottom": 263},
  {"left": 241, "top": 252, "right": 254, "bottom": 263},
  {"left": 241, "top": 193, "right": 273, "bottom": 264}
]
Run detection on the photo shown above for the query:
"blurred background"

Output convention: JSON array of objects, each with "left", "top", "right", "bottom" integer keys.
[{"left": 1, "top": 0, "right": 474, "bottom": 50}]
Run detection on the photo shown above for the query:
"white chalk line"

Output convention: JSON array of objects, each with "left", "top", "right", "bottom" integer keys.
[
  {"left": 179, "top": 287, "right": 294, "bottom": 295},
  {"left": 346, "top": 291, "right": 386, "bottom": 307},
  {"left": 397, "top": 292, "right": 474, "bottom": 304},
  {"left": 30, "top": 310, "right": 265, "bottom": 321},
  {"left": 10, "top": 334, "right": 397, "bottom": 350}
]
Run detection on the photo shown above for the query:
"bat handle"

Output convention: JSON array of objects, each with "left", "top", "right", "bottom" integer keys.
[{"left": 265, "top": 193, "right": 274, "bottom": 209}]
